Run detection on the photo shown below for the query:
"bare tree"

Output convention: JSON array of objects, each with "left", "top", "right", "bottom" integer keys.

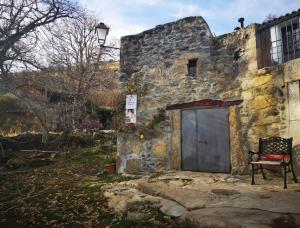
[
  {"left": 10, "top": 70, "right": 53, "bottom": 143},
  {"left": 45, "top": 13, "right": 118, "bottom": 132},
  {"left": 0, "top": 0, "right": 79, "bottom": 145},
  {"left": 0, "top": 1, "right": 118, "bottom": 146},
  {"left": 0, "top": 0, "right": 79, "bottom": 79},
  {"left": 263, "top": 13, "right": 277, "bottom": 23}
]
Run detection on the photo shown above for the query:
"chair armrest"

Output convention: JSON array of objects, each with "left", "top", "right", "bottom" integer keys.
[
  {"left": 280, "top": 152, "right": 292, "bottom": 165},
  {"left": 248, "top": 151, "right": 258, "bottom": 155},
  {"left": 248, "top": 151, "right": 259, "bottom": 163}
]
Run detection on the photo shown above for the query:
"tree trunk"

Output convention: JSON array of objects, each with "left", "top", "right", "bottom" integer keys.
[{"left": 41, "top": 125, "right": 49, "bottom": 149}]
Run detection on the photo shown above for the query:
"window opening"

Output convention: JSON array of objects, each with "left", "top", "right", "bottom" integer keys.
[
  {"left": 270, "top": 16, "right": 300, "bottom": 64},
  {"left": 187, "top": 59, "right": 197, "bottom": 76}
]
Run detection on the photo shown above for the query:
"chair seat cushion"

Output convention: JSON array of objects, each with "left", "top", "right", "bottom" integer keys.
[
  {"left": 250, "top": 160, "right": 281, "bottom": 165},
  {"left": 260, "top": 154, "right": 290, "bottom": 160}
]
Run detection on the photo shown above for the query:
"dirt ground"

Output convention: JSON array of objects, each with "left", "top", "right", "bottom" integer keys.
[
  {"left": 2, "top": 147, "right": 299, "bottom": 228},
  {"left": 0, "top": 148, "right": 188, "bottom": 227}
]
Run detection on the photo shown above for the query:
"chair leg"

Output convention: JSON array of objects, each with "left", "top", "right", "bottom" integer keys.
[
  {"left": 290, "top": 162, "right": 298, "bottom": 183},
  {"left": 251, "top": 164, "right": 255, "bottom": 185},
  {"left": 283, "top": 165, "right": 287, "bottom": 189},
  {"left": 260, "top": 164, "right": 266, "bottom": 180}
]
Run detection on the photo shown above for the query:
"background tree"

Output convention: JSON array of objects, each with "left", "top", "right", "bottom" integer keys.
[
  {"left": 0, "top": 0, "right": 79, "bottom": 145},
  {"left": 263, "top": 13, "right": 277, "bottom": 23},
  {"left": 45, "top": 13, "right": 118, "bottom": 133},
  {"left": 0, "top": 0, "right": 79, "bottom": 81}
]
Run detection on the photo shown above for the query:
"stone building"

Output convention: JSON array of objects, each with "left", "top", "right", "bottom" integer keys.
[{"left": 117, "top": 9, "right": 300, "bottom": 174}]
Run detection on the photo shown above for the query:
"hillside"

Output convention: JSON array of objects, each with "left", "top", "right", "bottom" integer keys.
[{"left": 0, "top": 61, "right": 119, "bottom": 135}]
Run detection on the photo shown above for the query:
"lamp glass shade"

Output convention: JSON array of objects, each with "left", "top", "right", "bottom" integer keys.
[{"left": 95, "top": 23, "right": 109, "bottom": 45}]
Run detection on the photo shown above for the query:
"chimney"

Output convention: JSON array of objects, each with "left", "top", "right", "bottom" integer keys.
[{"left": 238, "top": 17, "right": 245, "bottom": 29}]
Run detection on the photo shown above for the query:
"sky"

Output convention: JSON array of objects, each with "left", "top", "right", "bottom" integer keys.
[{"left": 79, "top": 0, "right": 300, "bottom": 44}]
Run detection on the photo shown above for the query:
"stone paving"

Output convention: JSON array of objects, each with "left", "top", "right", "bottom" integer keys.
[{"left": 103, "top": 171, "right": 300, "bottom": 227}]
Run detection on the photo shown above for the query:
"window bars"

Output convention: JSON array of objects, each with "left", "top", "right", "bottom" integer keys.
[{"left": 270, "top": 16, "right": 300, "bottom": 64}]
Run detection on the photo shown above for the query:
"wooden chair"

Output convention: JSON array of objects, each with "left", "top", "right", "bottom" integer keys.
[{"left": 248, "top": 137, "right": 298, "bottom": 189}]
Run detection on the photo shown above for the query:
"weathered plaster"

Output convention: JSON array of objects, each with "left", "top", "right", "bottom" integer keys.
[
  {"left": 283, "top": 58, "right": 300, "bottom": 83},
  {"left": 170, "top": 110, "right": 181, "bottom": 170}
]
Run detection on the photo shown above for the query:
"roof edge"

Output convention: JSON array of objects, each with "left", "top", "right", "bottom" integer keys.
[
  {"left": 259, "top": 8, "right": 300, "bottom": 30},
  {"left": 121, "top": 16, "right": 212, "bottom": 41}
]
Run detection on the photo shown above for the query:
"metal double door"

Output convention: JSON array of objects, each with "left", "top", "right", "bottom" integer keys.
[{"left": 181, "top": 108, "right": 230, "bottom": 173}]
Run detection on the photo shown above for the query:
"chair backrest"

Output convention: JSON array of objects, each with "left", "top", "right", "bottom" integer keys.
[{"left": 259, "top": 137, "right": 293, "bottom": 155}]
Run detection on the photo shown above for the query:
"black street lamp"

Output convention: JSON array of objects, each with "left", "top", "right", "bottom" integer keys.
[{"left": 95, "top": 22, "right": 120, "bottom": 50}]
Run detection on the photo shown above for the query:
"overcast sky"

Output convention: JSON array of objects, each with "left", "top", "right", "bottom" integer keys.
[{"left": 79, "top": 0, "right": 300, "bottom": 43}]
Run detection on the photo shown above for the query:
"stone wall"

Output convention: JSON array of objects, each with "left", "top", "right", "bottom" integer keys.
[
  {"left": 283, "top": 58, "right": 300, "bottom": 145},
  {"left": 282, "top": 58, "right": 300, "bottom": 174},
  {"left": 118, "top": 16, "right": 292, "bottom": 174}
]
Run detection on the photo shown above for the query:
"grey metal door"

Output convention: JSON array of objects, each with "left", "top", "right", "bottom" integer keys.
[{"left": 181, "top": 108, "right": 230, "bottom": 173}]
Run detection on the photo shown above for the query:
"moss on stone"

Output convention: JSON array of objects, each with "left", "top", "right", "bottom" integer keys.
[{"left": 151, "top": 108, "right": 167, "bottom": 126}]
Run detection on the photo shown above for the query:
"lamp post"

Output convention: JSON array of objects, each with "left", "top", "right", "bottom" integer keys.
[
  {"left": 95, "top": 21, "right": 120, "bottom": 135},
  {"left": 95, "top": 22, "right": 120, "bottom": 50}
]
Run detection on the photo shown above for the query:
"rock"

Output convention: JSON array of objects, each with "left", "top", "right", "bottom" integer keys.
[
  {"left": 216, "top": 191, "right": 300, "bottom": 214},
  {"left": 222, "top": 174, "right": 231, "bottom": 179},
  {"left": 206, "top": 176, "right": 219, "bottom": 184},
  {"left": 160, "top": 199, "right": 187, "bottom": 218},
  {"left": 257, "top": 67, "right": 271, "bottom": 76},
  {"left": 241, "top": 91, "right": 253, "bottom": 100},
  {"left": 152, "top": 139, "right": 167, "bottom": 159},
  {"left": 184, "top": 207, "right": 300, "bottom": 228},
  {"left": 126, "top": 194, "right": 161, "bottom": 210},
  {"left": 210, "top": 189, "right": 240, "bottom": 196},
  {"left": 125, "top": 159, "right": 141, "bottom": 174},
  {"left": 104, "top": 188, "right": 135, "bottom": 213},
  {"left": 127, "top": 211, "right": 151, "bottom": 220},
  {"left": 103, "top": 171, "right": 300, "bottom": 227},
  {"left": 226, "top": 177, "right": 239, "bottom": 183},
  {"left": 139, "top": 181, "right": 207, "bottom": 210},
  {"left": 253, "top": 75, "right": 272, "bottom": 87},
  {"left": 249, "top": 95, "right": 276, "bottom": 109},
  {"left": 104, "top": 186, "right": 161, "bottom": 213},
  {"left": 219, "top": 174, "right": 231, "bottom": 182},
  {"left": 6, "top": 158, "right": 26, "bottom": 169},
  {"left": 138, "top": 183, "right": 161, "bottom": 196}
]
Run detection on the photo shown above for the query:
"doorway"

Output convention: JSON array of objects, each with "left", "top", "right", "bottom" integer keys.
[{"left": 181, "top": 108, "right": 230, "bottom": 173}]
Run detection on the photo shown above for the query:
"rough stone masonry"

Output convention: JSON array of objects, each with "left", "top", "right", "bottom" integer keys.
[{"left": 117, "top": 16, "right": 300, "bottom": 174}]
